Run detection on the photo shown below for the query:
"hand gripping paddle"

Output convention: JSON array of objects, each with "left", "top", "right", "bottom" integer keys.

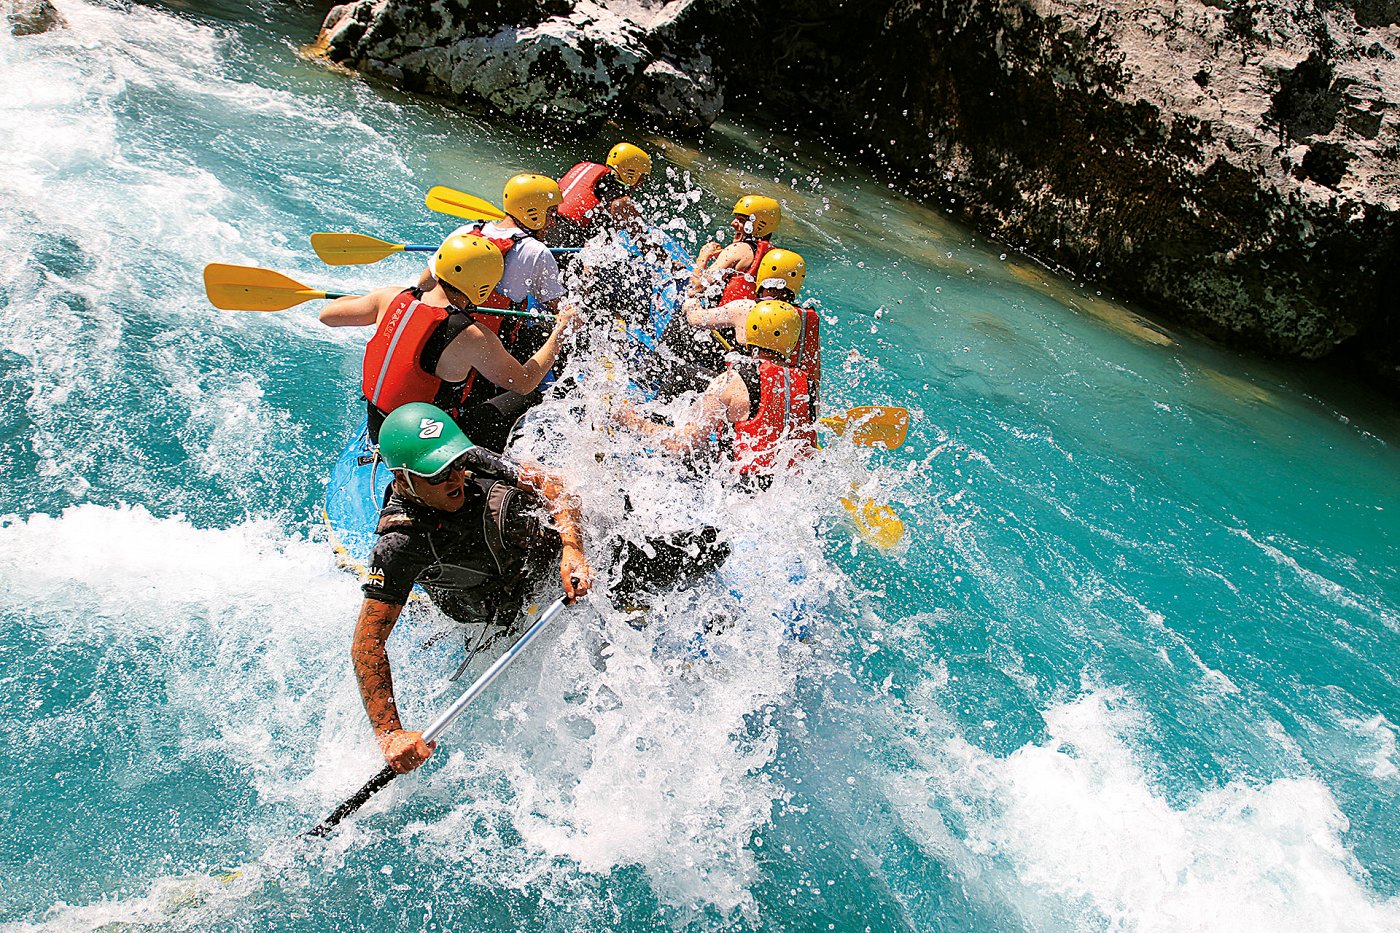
[{"left": 308, "top": 597, "right": 570, "bottom": 836}]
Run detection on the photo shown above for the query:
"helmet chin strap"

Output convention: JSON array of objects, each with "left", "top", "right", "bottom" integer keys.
[{"left": 399, "top": 471, "right": 425, "bottom": 501}]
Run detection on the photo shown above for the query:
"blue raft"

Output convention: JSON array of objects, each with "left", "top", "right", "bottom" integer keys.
[{"left": 324, "top": 417, "right": 384, "bottom": 573}]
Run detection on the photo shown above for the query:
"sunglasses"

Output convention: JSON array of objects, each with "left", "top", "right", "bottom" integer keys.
[{"left": 419, "top": 456, "right": 468, "bottom": 485}]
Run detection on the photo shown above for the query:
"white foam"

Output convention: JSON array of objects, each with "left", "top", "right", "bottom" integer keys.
[
  {"left": 1, "top": 363, "right": 870, "bottom": 924},
  {"left": 883, "top": 688, "right": 1400, "bottom": 931},
  {"left": 0, "top": 0, "right": 403, "bottom": 496},
  {"left": 1342, "top": 714, "right": 1399, "bottom": 781}
]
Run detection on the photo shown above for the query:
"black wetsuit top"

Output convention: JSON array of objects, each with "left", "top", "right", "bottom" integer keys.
[
  {"left": 363, "top": 446, "right": 733, "bottom": 626},
  {"left": 363, "top": 447, "right": 542, "bottom": 626}
]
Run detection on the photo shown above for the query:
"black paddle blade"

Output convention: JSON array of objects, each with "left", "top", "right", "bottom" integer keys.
[{"left": 306, "top": 764, "right": 398, "bottom": 837}]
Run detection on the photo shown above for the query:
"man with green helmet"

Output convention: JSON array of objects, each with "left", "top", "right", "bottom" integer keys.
[{"left": 353, "top": 402, "right": 729, "bottom": 773}]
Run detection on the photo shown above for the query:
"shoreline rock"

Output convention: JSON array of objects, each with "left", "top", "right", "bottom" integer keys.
[
  {"left": 313, "top": 0, "right": 723, "bottom": 131},
  {"left": 308, "top": 0, "right": 1400, "bottom": 391},
  {"left": 8, "top": 0, "right": 67, "bottom": 36},
  {"left": 680, "top": 0, "right": 1400, "bottom": 390}
]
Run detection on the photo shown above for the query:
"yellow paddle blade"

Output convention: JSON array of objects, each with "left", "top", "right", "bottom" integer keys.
[
  {"left": 425, "top": 186, "right": 506, "bottom": 222},
  {"left": 203, "top": 263, "right": 329, "bottom": 312},
  {"left": 821, "top": 406, "right": 911, "bottom": 450},
  {"left": 840, "top": 494, "right": 906, "bottom": 550},
  {"left": 311, "top": 232, "right": 406, "bottom": 266}
]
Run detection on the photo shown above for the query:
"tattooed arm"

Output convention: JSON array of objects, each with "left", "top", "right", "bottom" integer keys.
[{"left": 352, "top": 597, "right": 434, "bottom": 773}]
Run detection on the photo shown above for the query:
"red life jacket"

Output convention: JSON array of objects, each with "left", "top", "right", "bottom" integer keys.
[
  {"left": 731, "top": 358, "right": 817, "bottom": 475},
  {"left": 361, "top": 290, "right": 497, "bottom": 415},
  {"left": 788, "top": 306, "right": 821, "bottom": 407},
  {"left": 718, "top": 238, "right": 775, "bottom": 304},
  {"left": 558, "top": 161, "right": 611, "bottom": 227}
]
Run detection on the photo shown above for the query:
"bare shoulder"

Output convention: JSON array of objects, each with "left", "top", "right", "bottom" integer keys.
[
  {"left": 370, "top": 284, "right": 408, "bottom": 313},
  {"left": 437, "top": 315, "right": 503, "bottom": 380},
  {"left": 716, "top": 241, "right": 756, "bottom": 269},
  {"left": 711, "top": 368, "right": 747, "bottom": 402}
]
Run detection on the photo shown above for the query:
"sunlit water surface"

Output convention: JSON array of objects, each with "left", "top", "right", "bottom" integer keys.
[{"left": 1, "top": 2, "right": 1397, "bottom": 930}]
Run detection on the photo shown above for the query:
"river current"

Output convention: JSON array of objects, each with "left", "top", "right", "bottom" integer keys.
[{"left": 2, "top": 2, "right": 1398, "bottom": 930}]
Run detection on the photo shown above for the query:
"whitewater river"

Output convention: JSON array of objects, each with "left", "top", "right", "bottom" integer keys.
[{"left": 2, "top": 1, "right": 1398, "bottom": 930}]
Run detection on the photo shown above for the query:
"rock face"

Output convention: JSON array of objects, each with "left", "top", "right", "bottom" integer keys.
[
  {"left": 312, "top": 0, "right": 1400, "bottom": 387},
  {"left": 315, "top": 0, "right": 722, "bottom": 130},
  {"left": 8, "top": 0, "right": 67, "bottom": 35},
  {"left": 673, "top": 0, "right": 1400, "bottom": 386}
]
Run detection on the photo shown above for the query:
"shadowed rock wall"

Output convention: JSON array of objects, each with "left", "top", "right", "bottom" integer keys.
[{"left": 312, "top": 0, "right": 1400, "bottom": 388}]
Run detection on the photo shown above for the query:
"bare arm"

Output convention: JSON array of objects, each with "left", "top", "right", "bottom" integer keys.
[
  {"left": 606, "top": 196, "right": 647, "bottom": 239},
  {"left": 516, "top": 461, "right": 593, "bottom": 600},
  {"left": 688, "top": 242, "right": 755, "bottom": 296},
  {"left": 351, "top": 597, "right": 435, "bottom": 772},
  {"left": 320, "top": 286, "right": 401, "bottom": 328},
  {"left": 615, "top": 371, "right": 751, "bottom": 455},
  {"left": 435, "top": 305, "right": 578, "bottom": 393},
  {"left": 686, "top": 297, "right": 754, "bottom": 335}
]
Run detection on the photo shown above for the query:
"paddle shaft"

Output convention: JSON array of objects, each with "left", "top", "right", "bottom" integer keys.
[
  {"left": 313, "top": 292, "right": 553, "bottom": 320},
  {"left": 397, "top": 244, "right": 580, "bottom": 255},
  {"left": 307, "top": 597, "right": 570, "bottom": 837},
  {"left": 324, "top": 290, "right": 553, "bottom": 321}
]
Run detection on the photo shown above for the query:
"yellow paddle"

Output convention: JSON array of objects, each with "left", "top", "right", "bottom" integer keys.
[
  {"left": 840, "top": 492, "right": 905, "bottom": 550},
  {"left": 820, "top": 406, "right": 910, "bottom": 450},
  {"left": 203, "top": 263, "right": 352, "bottom": 312},
  {"left": 201, "top": 263, "right": 555, "bottom": 320},
  {"left": 425, "top": 186, "right": 508, "bottom": 222},
  {"left": 311, "top": 232, "right": 434, "bottom": 266}
]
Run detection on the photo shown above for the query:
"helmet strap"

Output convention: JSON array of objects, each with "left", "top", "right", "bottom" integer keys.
[{"left": 398, "top": 471, "right": 422, "bottom": 501}]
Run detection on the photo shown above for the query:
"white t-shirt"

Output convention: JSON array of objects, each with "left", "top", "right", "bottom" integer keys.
[{"left": 444, "top": 222, "right": 565, "bottom": 304}]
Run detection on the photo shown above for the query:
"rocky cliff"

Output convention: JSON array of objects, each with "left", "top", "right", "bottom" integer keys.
[
  {"left": 313, "top": 0, "right": 721, "bottom": 130},
  {"left": 312, "top": 0, "right": 1400, "bottom": 389}
]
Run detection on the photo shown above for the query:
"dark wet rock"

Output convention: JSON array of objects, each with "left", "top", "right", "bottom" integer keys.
[
  {"left": 313, "top": 0, "right": 722, "bottom": 132},
  {"left": 8, "top": 0, "right": 67, "bottom": 35},
  {"left": 672, "top": 0, "right": 1400, "bottom": 389},
  {"left": 633, "top": 55, "right": 721, "bottom": 129}
]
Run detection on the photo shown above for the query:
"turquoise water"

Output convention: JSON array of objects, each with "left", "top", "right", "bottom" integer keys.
[{"left": 2, "top": 2, "right": 1398, "bottom": 930}]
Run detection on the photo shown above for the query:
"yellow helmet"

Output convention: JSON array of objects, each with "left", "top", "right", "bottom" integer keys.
[
  {"left": 433, "top": 234, "right": 504, "bottom": 306},
  {"left": 756, "top": 248, "right": 805, "bottom": 295},
  {"left": 501, "top": 173, "right": 561, "bottom": 230},
  {"left": 733, "top": 195, "right": 782, "bottom": 238},
  {"left": 606, "top": 142, "right": 652, "bottom": 186},
  {"left": 745, "top": 299, "right": 803, "bottom": 356}
]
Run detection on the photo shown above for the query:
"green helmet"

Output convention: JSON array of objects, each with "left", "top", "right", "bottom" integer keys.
[{"left": 377, "top": 403, "right": 474, "bottom": 477}]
